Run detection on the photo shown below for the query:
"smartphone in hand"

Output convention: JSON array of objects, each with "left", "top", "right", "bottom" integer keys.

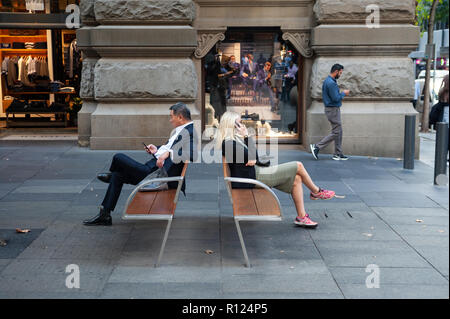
[{"left": 143, "top": 142, "right": 157, "bottom": 159}]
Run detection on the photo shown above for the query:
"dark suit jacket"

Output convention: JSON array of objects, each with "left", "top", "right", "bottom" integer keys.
[
  {"left": 146, "top": 123, "right": 196, "bottom": 193},
  {"left": 222, "top": 137, "right": 260, "bottom": 189}
]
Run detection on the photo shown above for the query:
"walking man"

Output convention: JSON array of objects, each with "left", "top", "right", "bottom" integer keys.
[{"left": 310, "top": 64, "right": 350, "bottom": 160}]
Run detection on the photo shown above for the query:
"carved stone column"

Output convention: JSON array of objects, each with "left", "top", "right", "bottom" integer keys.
[
  {"left": 308, "top": 0, "right": 420, "bottom": 157},
  {"left": 77, "top": 0, "right": 198, "bottom": 149}
]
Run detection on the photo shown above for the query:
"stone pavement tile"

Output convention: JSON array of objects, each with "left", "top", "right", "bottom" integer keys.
[
  {"left": 0, "top": 169, "right": 42, "bottom": 183},
  {"left": 0, "top": 274, "right": 108, "bottom": 295},
  {"left": 221, "top": 292, "right": 344, "bottom": 299},
  {"left": 341, "top": 179, "right": 414, "bottom": 193},
  {"left": 389, "top": 224, "right": 449, "bottom": 237},
  {"left": 1, "top": 258, "right": 115, "bottom": 277},
  {"left": 313, "top": 240, "right": 431, "bottom": 268},
  {"left": 221, "top": 241, "right": 322, "bottom": 268},
  {"left": 306, "top": 210, "right": 401, "bottom": 241},
  {"left": 186, "top": 177, "right": 219, "bottom": 194},
  {"left": 302, "top": 201, "right": 372, "bottom": 211},
  {"left": 0, "top": 210, "right": 67, "bottom": 229},
  {"left": 161, "top": 249, "right": 222, "bottom": 267},
  {"left": 0, "top": 229, "right": 44, "bottom": 259},
  {"left": 221, "top": 259, "right": 330, "bottom": 276},
  {"left": 371, "top": 207, "right": 449, "bottom": 225},
  {"left": 329, "top": 267, "right": 448, "bottom": 286},
  {"left": 0, "top": 192, "right": 80, "bottom": 202},
  {"left": 338, "top": 284, "right": 449, "bottom": 299},
  {"left": 12, "top": 179, "right": 91, "bottom": 194},
  {"left": 398, "top": 235, "right": 449, "bottom": 277},
  {"left": 0, "top": 182, "right": 21, "bottom": 199},
  {"left": 0, "top": 259, "right": 12, "bottom": 274},
  {"left": 0, "top": 291, "right": 101, "bottom": 299},
  {"left": 221, "top": 273, "right": 341, "bottom": 294},
  {"left": 100, "top": 282, "right": 222, "bottom": 299},
  {"left": 108, "top": 265, "right": 222, "bottom": 284},
  {"left": 358, "top": 192, "right": 440, "bottom": 208}
]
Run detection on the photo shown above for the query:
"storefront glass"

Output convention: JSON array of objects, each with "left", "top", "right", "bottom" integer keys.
[
  {"left": 0, "top": 0, "right": 78, "bottom": 13},
  {"left": 0, "top": 0, "right": 81, "bottom": 128},
  {"left": 204, "top": 28, "right": 301, "bottom": 140}
]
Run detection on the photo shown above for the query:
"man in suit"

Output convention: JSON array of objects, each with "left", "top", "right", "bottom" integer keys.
[
  {"left": 254, "top": 61, "right": 275, "bottom": 111},
  {"left": 241, "top": 54, "right": 257, "bottom": 94},
  {"left": 83, "top": 102, "right": 195, "bottom": 226}
]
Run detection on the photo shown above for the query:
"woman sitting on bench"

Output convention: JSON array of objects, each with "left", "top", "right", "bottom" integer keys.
[{"left": 216, "top": 111, "right": 336, "bottom": 228}]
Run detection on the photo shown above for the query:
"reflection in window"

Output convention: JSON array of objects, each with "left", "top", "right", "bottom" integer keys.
[{"left": 204, "top": 29, "right": 300, "bottom": 139}]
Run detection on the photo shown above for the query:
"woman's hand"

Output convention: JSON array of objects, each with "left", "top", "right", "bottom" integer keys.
[
  {"left": 235, "top": 122, "right": 249, "bottom": 137},
  {"left": 246, "top": 160, "right": 256, "bottom": 166}
]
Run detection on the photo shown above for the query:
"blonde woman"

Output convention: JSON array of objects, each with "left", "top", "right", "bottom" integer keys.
[{"left": 217, "top": 111, "right": 335, "bottom": 228}]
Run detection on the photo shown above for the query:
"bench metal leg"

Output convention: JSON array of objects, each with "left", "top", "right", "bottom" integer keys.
[
  {"left": 155, "top": 217, "right": 172, "bottom": 267},
  {"left": 235, "top": 219, "right": 251, "bottom": 268}
]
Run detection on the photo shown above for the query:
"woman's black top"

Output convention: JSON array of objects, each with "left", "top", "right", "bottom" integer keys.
[{"left": 222, "top": 137, "right": 260, "bottom": 189}]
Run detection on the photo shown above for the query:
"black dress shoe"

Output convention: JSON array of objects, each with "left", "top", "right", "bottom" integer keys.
[
  {"left": 97, "top": 173, "right": 112, "bottom": 184},
  {"left": 83, "top": 207, "right": 112, "bottom": 226}
]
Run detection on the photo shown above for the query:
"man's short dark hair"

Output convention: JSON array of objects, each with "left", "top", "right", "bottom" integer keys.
[
  {"left": 170, "top": 102, "right": 191, "bottom": 120},
  {"left": 331, "top": 64, "right": 344, "bottom": 73}
]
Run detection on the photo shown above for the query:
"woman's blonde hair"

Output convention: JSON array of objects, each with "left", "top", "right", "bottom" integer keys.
[{"left": 215, "top": 111, "right": 241, "bottom": 149}]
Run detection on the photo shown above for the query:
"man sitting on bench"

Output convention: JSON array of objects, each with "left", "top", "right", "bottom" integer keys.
[{"left": 83, "top": 102, "right": 195, "bottom": 226}]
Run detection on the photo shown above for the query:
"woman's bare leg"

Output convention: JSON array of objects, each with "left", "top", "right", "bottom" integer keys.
[
  {"left": 291, "top": 174, "right": 307, "bottom": 218},
  {"left": 296, "top": 162, "right": 320, "bottom": 194}
]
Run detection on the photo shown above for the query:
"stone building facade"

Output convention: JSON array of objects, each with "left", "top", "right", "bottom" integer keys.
[{"left": 77, "top": 0, "right": 419, "bottom": 157}]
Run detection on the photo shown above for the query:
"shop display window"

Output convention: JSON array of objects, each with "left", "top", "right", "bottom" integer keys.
[
  {"left": 204, "top": 28, "right": 301, "bottom": 140},
  {"left": 0, "top": 0, "right": 78, "bottom": 13}
]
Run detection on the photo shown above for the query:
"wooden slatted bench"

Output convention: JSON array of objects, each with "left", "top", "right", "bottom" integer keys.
[
  {"left": 222, "top": 158, "right": 283, "bottom": 267},
  {"left": 122, "top": 162, "right": 188, "bottom": 267}
]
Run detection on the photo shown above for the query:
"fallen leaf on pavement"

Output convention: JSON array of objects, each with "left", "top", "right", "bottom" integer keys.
[
  {"left": 205, "top": 250, "right": 214, "bottom": 255},
  {"left": 416, "top": 219, "right": 424, "bottom": 223},
  {"left": 16, "top": 228, "right": 31, "bottom": 233}
]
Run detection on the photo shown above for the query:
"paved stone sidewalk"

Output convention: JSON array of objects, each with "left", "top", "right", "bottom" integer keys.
[{"left": 0, "top": 141, "right": 448, "bottom": 299}]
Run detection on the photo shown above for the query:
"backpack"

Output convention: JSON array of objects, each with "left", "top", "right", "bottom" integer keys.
[{"left": 429, "top": 102, "right": 444, "bottom": 128}]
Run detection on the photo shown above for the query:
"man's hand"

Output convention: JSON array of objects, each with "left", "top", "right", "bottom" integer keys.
[
  {"left": 146, "top": 144, "right": 157, "bottom": 154},
  {"left": 343, "top": 89, "right": 350, "bottom": 95},
  {"left": 246, "top": 160, "right": 256, "bottom": 166},
  {"left": 156, "top": 151, "right": 170, "bottom": 168}
]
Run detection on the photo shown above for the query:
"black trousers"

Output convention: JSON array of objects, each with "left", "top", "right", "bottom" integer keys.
[{"left": 101, "top": 153, "right": 157, "bottom": 211}]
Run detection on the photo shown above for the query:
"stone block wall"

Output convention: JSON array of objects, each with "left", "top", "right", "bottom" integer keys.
[
  {"left": 308, "top": 0, "right": 420, "bottom": 158},
  {"left": 78, "top": 0, "right": 199, "bottom": 149}
]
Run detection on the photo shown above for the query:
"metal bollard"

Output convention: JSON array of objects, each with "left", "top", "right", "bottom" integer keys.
[
  {"left": 434, "top": 122, "right": 449, "bottom": 185},
  {"left": 403, "top": 114, "right": 416, "bottom": 170}
]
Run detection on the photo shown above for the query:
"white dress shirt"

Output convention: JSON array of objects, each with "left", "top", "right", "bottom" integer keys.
[{"left": 154, "top": 121, "right": 193, "bottom": 159}]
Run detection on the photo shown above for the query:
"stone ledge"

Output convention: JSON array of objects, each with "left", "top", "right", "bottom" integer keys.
[
  {"left": 313, "top": 0, "right": 415, "bottom": 24},
  {"left": 77, "top": 26, "right": 197, "bottom": 49},
  {"left": 94, "top": 0, "right": 196, "bottom": 25},
  {"left": 312, "top": 25, "right": 419, "bottom": 47}
]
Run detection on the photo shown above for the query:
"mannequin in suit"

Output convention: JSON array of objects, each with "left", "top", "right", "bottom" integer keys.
[{"left": 83, "top": 102, "right": 195, "bottom": 226}]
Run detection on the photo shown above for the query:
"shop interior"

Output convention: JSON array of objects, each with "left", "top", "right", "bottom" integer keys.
[
  {"left": 0, "top": 0, "right": 81, "bottom": 130},
  {"left": 204, "top": 28, "right": 301, "bottom": 142}
]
